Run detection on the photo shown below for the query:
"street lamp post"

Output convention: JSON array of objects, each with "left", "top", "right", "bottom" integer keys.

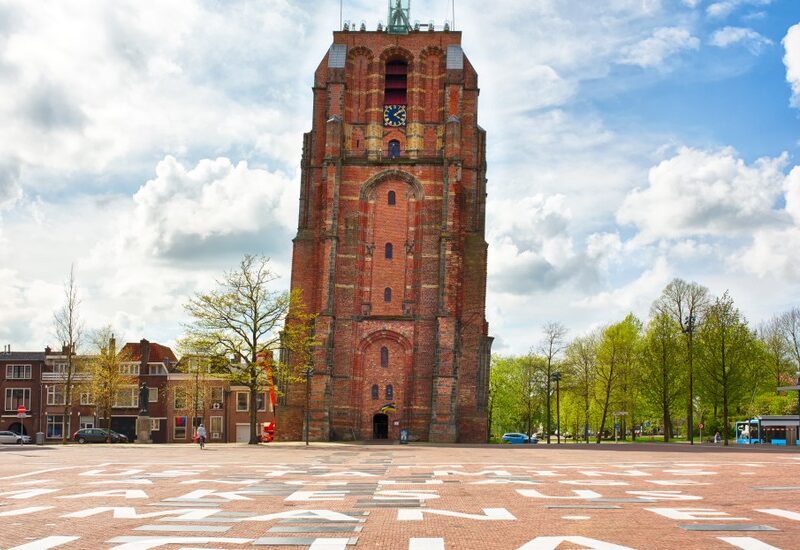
[
  {"left": 304, "top": 366, "right": 312, "bottom": 446},
  {"left": 550, "top": 372, "right": 562, "bottom": 444}
]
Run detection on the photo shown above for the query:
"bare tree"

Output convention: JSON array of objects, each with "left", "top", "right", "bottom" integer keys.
[
  {"left": 539, "top": 322, "right": 567, "bottom": 444},
  {"left": 652, "top": 278, "right": 709, "bottom": 444},
  {"left": 53, "top": 265, "right": 84, "bottom": 444}
]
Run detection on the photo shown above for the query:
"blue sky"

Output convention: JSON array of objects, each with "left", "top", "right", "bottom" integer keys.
[{"left": 1, "top": 0, "right": 799, "bottom": 355}]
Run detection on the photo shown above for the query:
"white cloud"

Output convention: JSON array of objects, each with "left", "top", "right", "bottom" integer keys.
[
  {"left": 784, "top": 23, "right": 800, "bottom": 108},
  {"left": 710, "top": 26, "right": 772, "bottom": 53},
  {"left": 577, "top": 256, "right": 672, "bottom": 314},
  {"left": 617, "top": 147, "right": 788, "bottom": 242},
  {"left": 121, "top": 156, "right": 296, "bottom": 259},
  {"left": 736, "top": 228, "right": 800, "bottom": 279},
  {"left": 619, "top": 27, "right": 700, "bottom": 68},
  {"left": 682, "top": 0, "right": 702, "bottom": 7},
  {"left": 706, "top": 0, "right": 772, "bottom": 19}
]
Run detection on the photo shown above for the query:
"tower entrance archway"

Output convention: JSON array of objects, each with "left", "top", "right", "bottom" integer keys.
[{"left": 373, "top": 413, "right": 389, "bottom": 439}]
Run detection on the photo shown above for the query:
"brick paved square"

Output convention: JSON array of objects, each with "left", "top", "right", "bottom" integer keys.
[{"left": 1, "top": 442, "right": 799, "bottom": 549}]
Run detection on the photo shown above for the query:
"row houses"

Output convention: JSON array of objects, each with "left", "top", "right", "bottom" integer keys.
[{"left": 0, "top": 339, "right": 275, "bottom": 443}]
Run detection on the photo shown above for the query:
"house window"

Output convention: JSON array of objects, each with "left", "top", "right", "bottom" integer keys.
[
  {"left": 388, "top": 190, "right": 396, "bottom": 205},
  {"left": 174, "top": 388, "right": 187, "bottom": 409},
  {"left": 174, "top": 416, "right": 187, "bottom": 439},
  {"left": 6, "top": 364, "right": 32, "bottom": 379},
  {"left": 148, "top": 387, "right": 159, "bottom": 402},
  {"left": 5, "top": 388, "right": 31, "bottom": 410},
  {"left": 385, "top": 384, "right": 394, "bottom": 399},
  {"left": 120, "top": 363, "right": 140, "bottom": 376},
  {"left": 52, "top": 363, "right": 67, "bottom": 374},
  {"left": 210, "top": 416, "right": 223, "bottom": 439},
  {"left": 79, "top": 415, "right": 94, "bottom": 429},
  {"left": 371, "top": 384, "right": 379, "bottom": 400},
  {"left": 113, "top": 386, "right": 138, "bottom": 408},
  {"left": 46, "top": 415, "right": 63, "bottom": 439},
  {"left": 148, "top": 364, "right": 167, "bottom": 375},
  {"left": 236, "top": 392, "right": 249, "bottom": 412},
  {"left": 384, "top": 287, "right": 392, "bottom": 302},
  {"left": 211, "top": 387, "right": 224, "bottom": 409},
  {"left": 150, "top": 419, "right": 160, "bottom": 431},
  {"left": 256, "top": 392, "right": 268, "bottom": 411},
  {"left": 385, "top": 242, "right": 393, "bottom": 259},
  {"left": 380, "top": 346, "right": 389, "bottom": 368},
  {"left": 80, "top": 392, "right": 93, "bottom": 405},
  {"left": 46, "top": 385, "right": 65, "bottom": 406}
]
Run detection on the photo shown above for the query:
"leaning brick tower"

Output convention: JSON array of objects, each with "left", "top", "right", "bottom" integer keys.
[{"left": 277, "top": 1, "right": 491, "bottom": 443}]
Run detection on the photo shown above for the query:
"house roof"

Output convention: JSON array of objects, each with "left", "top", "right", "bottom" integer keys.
[
  {"left": 0, "top": 351, "right": 46, "bottom": 362},
  {"left": 121, "top": 341, "right": 178, "bottom": 364}
]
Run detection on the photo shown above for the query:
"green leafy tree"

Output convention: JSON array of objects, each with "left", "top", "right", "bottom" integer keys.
[
  {"left": 696, "top": 292, "right": 763, "bottom": 445},
  {"left": 564, "top": 332, "right": 598, "bottom": 443},
  {"left": 758, "top": 317, "right": 795, "bottom": 389},
  {"left": 182, "top": 254, "right": 313, "bottom": 444},
  {"left": 638, "top": 312, "right": 685, "bottom": 441},
  {"left": 595, "top": 314, "right": 640, "bottom": 444},
  {"left": 86, "top": 328, "right": 136, "bottom": 442},
  {"left": 652, "top": 279, "right": 709, "bottom": 444}
]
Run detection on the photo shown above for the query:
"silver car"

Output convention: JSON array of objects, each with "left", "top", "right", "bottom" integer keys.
[{"left": 0, "top": 430, "right": 32, "bottom": 444}]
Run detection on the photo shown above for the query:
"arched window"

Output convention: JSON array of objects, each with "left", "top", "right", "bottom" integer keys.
[
  {"left": 371, "top": 384, "right": 379, "bottom": 400},
  {"left": 388, "top": 139, "right": 401, "bottom": 159},
  {"left": 384, "top": 60, "right": 408, "bottom": 105},
  {"left": 385, "top": 242, "right": 393, "bottom": 259},
  {"left": 388, "top": 190, "right": 396, "bottom": 205},
  {"left": 385, "top": 384, "right": 394, "bottom": 399},
  {"left": 384, "top": 287, "right": 392, "bottom": 302},
  {"left": 380, "top": 346, "right": 389, "bottom": 368}
]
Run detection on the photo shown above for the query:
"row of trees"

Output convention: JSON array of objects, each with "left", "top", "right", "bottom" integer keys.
[
  {"left": 50, "top": 255, "right": 315, "bottom": 444},
  {"left": 491, "top": 279, "right": 800, "bottom": 445}
]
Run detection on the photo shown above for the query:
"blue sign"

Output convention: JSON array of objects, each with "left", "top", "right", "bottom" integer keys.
[{"left": 400, "top": 429, "right": 409, "bottom": 444}]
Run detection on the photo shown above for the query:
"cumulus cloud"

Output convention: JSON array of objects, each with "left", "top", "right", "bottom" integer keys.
[
  {"left": 619, "top": 27, "right": 700, "bottom": 68},
  {"left": 577, "top": 256, "right": 672, "bottom": 313},
  {"left": 736, "top": 228, "right": 800, "bottom": 278},
  {"left": 617, "top": 147, "right": 787, "bottom": 242},
  {"left": 784, "top": 24, "right": 800, "bottom": 108},
  {"left": 122, "top": 156, "right": 296, "bottom": 260},
  {"left": 710, "top": 26, "right": 772, "bottom": 53}
]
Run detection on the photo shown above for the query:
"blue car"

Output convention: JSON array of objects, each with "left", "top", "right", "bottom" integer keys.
[{"left": 501, "top": 432, "right": 534, "bottom": 444}]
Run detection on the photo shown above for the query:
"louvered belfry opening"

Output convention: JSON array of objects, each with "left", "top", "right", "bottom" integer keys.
[{"left": 384, "top": 59, "right": 407, "bottom": 105}]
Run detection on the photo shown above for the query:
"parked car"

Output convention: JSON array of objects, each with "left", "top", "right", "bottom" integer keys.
[
  {"left": 501, "top": 432, "right": 530, "bottom": 444},
  {"left": 72, "top": 428, "right": 129, "bottom": 443},
  {"left": 0, "top": 430, "right": 31, "bottom": 444}
]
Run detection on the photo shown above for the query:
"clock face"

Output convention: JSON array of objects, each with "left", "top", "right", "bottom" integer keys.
[{"left": 383, "top": 105, "right": 407, "bottom": 127}]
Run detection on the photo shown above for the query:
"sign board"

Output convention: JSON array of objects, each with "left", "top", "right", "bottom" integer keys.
[
  {"left": 17, "top": 405, "right": 26, "bottom": 415},
  {"left": 699, "top": 423, "right": 704, "bottom": 429},
  {"left": 393, "top": 420, "right": 400, "bottom": 426}
]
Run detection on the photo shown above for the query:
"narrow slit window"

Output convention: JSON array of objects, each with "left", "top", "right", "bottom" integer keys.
[
  {"left": 388, "top": 190, "right": 396, "bottom": 205},
  {"left": 385, "top": 242, "right": 393, "bottom": 259},
  {"left": 384, "top": 287, "right": 392, "bottom": 302},
  {"left": 371, "top": 384, "right": 379, "bottom": 400},
  {"left": 385, "top": 384, "right": 394, "bottom": 399},
  {"left": 380, "top": 346, "right": 389, "bottom": 368}
]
